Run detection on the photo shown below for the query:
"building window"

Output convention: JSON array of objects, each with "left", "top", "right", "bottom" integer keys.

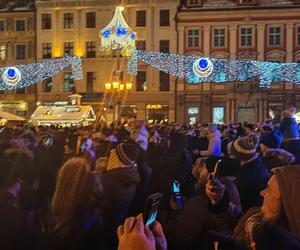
[
  {"left": 213, "top": 28, "right": 226, "bottom": 47},
  {"left": 0, "top": 45, "right": 6, "bottom": 61},
  {"left": 212, "top": 106, "right": 224, "bottom": 124},
  {"left": 42, "top": 42, "right": 51, "bottom": 59},
  {"left": 160, "top": 10, "right": 170, "bottom": 27},
  {"left": 0, "top": 20, "right": 5, "bottom": 31},
  {"left": 159, "top": 71, "right": 170, "bottom": 91},
  {"left": 136, "top": 40, "right": 146, "bottom": 51},
  {"left": 187, "top": 0, "right": 202, "bottom": 6},
  {"left": 269, "top": 26, "right": 282, "bottom": 46},
  {"left": 86, "top": 12, "right": 96, "bottom": 28},
  {"left": 86, "top": 41, "right": 96, "bottom": 58},
  {"left": 16, "top": 44, "right": 26, "bottom": 60},
  {"left": 64, "top": 72, "right": 74, "bottom": 92},
  {"left": 64, "top": 13, "right": 73, "bottom": 29},
  {"left": 187, "top": 106, "right": 199, "bottom": 125},
  {"left": 160, "top": 40, "right": 169, "bottom": 53},
  {"left": 187, "top": 29, "right": 200, "bottom": 48},
  {"left": 15, "top": 19, "right": 25, "bottom": 31},
  {"left": 240, "top": 27, "right": 253, "bottom": 47},
  {"left": 64, "top": 42, "right": 74, "bottom": 56},
  {"left": 297, "top": 26, "right": 300, "bottom": 46},
  {"left": 86, "top": 72, "right": 95, "bottom": 92},
  {"left": 43, "top": 77, "right": 52, "bottom": 92},
  {"left": 136, "top": 10, "right": 146, "bottom": 27},
  {"left": 42, "top": 14, "right": 51, "bottom": 30},
  {"left": 146, "top": 104, "right": 169, "bottom": 123},
  {"left": 136, "top": 71, "right": 146, "bottom": 92}
]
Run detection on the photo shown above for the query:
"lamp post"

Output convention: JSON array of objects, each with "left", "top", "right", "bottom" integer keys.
[
  {"left": 99, "top": 6, "right": 136, "bottom": 121},
  {"left": 104, "top": 81, "right": 133, "bottom": 121}
]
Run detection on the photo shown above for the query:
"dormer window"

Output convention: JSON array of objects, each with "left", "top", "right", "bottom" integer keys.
[{"left": 187, "top": 0, "right": 203, "bottom": 7}]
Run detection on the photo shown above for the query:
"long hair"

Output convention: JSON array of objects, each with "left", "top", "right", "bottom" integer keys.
[{"left": 52, "top": 157, "right": 103, "bottom": 225}]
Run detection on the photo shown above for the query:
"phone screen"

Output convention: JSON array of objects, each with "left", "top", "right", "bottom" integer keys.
[
  {"left": 143, "top": 193, "right": 163, "bottom": 226},
  {"left": 210, "top": 159, "right": 222, "bottom": 182},
  {"left": 172, "top": 181, "right": 180, "bottom": 195}
]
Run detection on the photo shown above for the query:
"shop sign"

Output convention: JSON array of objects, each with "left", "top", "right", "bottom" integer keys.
[{"left": 0, "top": 102, "right": 28, "bottom": 110}]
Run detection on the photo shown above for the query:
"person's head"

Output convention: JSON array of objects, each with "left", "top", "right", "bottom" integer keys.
[
  {"left": 52, "top": 157, "right": 103, "bottom": 224},
  {"left": 263, "top": 149, "right": 295, "bottom": 170},
  {"left": 228, "top": 133, "right": 260, "bottom": 162},
  {"left": 206, "top": 124, "right": 219, "bottom": 138},
  {"left": 100, "top": 127, "right": 112, "bottom": 139},
  {"left": 107, "top": 143, "right": 139, "bottom": 171},
  {"left": 260, "top": 166, "right": 300, "bottom": 236},
  {"left": 0, "top": 158, "right": 21, "bottom": 195},
  {"left": 244, "top": 124, "right": 254, "bottom": 135},
  {"left": 260, "top": 130, "right": 283, "bottom": 155}
]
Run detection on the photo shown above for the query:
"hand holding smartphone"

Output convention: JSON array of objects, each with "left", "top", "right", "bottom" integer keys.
[{"left": 143, "top": 193, "right": 163, "bottom": 226}]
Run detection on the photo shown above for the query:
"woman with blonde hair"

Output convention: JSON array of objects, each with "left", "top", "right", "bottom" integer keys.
[{"left": 51, "top": 157, "right": 104, "bottom": 250}]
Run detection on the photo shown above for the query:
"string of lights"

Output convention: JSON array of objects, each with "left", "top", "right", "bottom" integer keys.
[
  {"left": 0, "top": 56, "right": 83, "bottom": 90},
  {"left": 127, "top": 50, "right": 300, "bottom": 88}
]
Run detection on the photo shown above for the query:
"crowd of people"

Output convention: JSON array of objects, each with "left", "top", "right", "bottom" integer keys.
[{"left": 0, "top": 107, "right": 300, "bottom": 250}]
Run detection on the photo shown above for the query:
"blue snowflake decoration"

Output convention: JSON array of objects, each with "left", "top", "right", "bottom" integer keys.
[
  {"left": 116, "top": 27, "right": 127, "bottom": 36},
  {"left": 102, "top": 29, "right": 111, "bottom": 39},
  {"left": 130, "top": 33, "right": 136, "bottom": 40},
  {"left": 199, "top": 58, "right": 208, "bottom": 70}
]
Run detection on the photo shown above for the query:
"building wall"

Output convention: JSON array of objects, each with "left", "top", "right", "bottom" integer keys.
[
  {"left": 0, "top": 1, "right": 36, "bottom": 118},
  {"left": 35, "top": 0, "right": 178, "bottom": 123},
  {"left": 177, "top": 0, "right": 300, "bottom": 124}
]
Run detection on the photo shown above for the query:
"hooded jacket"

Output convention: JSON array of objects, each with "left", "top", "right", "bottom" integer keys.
[
  {"left": 272, "top": 166, "right": 300, "bottom": 237},
  {"left": 100, "top": 166, "right": 140, "bottom": 235}
]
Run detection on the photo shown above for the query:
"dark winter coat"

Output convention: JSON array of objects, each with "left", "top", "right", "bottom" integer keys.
[
  {"left": 279, "top": 117, "right": 299, "bottom": 140},
  {"left": 51, "top": 212, "right": 104, "bottom": 250},
  {"left": 100, "top": 166, "right": 140, "bottom": 246},
  {"left": 235, "top": 157, "right": 269, "bottom": 212}
]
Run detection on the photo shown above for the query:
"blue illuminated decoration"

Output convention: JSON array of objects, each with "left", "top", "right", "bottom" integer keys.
[
  {"left": 199, "top": 58, "right": 208, "bottom": 69},
  {"left": 102, "top": 29, "right": 110, "bottom": 39},
  {"left": 8, "top": 68, "right": 16, "bottom": 78},
  {"left": 130, "top": 33, "right": 136, "bottom": 40},
  {"left": 116, "top": 27, "right": 127, "bottom": 36},
  {"left": 127, "top": 50, "right": 300, "bottom": 88}
]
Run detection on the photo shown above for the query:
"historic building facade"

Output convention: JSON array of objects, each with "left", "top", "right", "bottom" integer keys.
[
  {"left": 35, "top": 0, "right": 177, "bottom": 122},
  {"left": 0, "top": 0, "right": 36, "bottom": 118},
  {"left": 176, "top": 0, "right": 300, "bottom": 124}
]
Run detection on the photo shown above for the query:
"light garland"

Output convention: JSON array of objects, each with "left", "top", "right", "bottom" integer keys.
[
  {"left": 128, "top": 50, "right": 300, "bottom": 87},
  {"left": 0, "top": 56, "right": 83, "bottom": 90},
  {"left": 99, "top": 6, "right": 136, "bottom": 56}
]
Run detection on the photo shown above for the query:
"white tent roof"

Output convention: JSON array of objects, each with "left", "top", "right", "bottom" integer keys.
[
  {"left": 0, "top": 110, "right": 25, "bottom": 121},
  {"left": 29, "top": 105, "right": 96, "bottom": 123}
]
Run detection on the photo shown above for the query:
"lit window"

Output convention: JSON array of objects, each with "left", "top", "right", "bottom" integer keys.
[
  {"left": 212, "top": 107, "right": 224, "bottom": 124},
  {"left": 0, "top": 45, "right": 6, "bottom": 61},
  {"left": 64, "top": 42, "right": 74, "bottom": 56}
]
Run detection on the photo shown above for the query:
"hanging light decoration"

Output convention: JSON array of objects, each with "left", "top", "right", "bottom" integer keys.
[{"left": 99, "top": 6, "right": 137, "bottom": 56}]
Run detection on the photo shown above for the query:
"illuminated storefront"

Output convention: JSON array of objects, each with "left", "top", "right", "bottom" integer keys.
[
  {"left": 0, "top": 101, "right": 28, "bottom": 117},
  {"left": 146, "top": 104, "right": 169, "bottom": 123}
]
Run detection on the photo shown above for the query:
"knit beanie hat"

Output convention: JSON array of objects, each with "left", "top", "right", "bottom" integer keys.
[
  {"left": 229, "top": 133, "right": 260, "bottom": 161},
  {"left": 260, "top": 130, "right": 282, "bottom": 149},
  {"left": 115, "top": 143, "right": 139, "bottom": 166}
]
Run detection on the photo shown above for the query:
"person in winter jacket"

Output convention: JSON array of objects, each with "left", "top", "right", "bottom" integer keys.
[
  {"left": 228, "top": 133, "right": 270, "bottom": 212},
  {"left": 205, "top": 165, "right": 300, "bottom": 250},
  {"left": 162, "top": 157, "right": 240, "bottom": 250},
  {"left": 93, "top": 127, "right": 118, "bottom": 158},
  {"left": 193, "top": 124, "right": 222, "bottom": 158},
  {"left": 100, "top": 143, "right": 141, "bottom": 249},
  {"left": 279, "top": 108, "right": 300, "bottom": 164},
  {"left": 51, "top": 158, "right": 104, "bottom": 250}
]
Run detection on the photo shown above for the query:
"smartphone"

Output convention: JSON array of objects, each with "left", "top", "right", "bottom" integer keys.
[
  {"left": 43, "top": 136, "right": 52, "bottom": 147},
  {"left": 209, "top": 159, "right": 222, "bottom": 182},
  {"left": 143, "top": 193, "right": 163, "bottom": 226},
  {"left": 171, "top": 180, "right": 180, "bottom": 195}
]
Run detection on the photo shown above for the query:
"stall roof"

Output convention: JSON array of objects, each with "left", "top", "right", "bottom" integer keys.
[
  {"left": 29, "top": 105, "right": 96, "bottom": 122},
  {"left": 0, "top": 110, "right": 25, "bottom": 121}
]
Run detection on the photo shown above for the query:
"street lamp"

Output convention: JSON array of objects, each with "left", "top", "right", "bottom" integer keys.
[
  {"left": 104, "top": 81, "right": 133, "bottom": 120},
  {"left": 99, "top": 6, "right": 137, "bottom": 121}
]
